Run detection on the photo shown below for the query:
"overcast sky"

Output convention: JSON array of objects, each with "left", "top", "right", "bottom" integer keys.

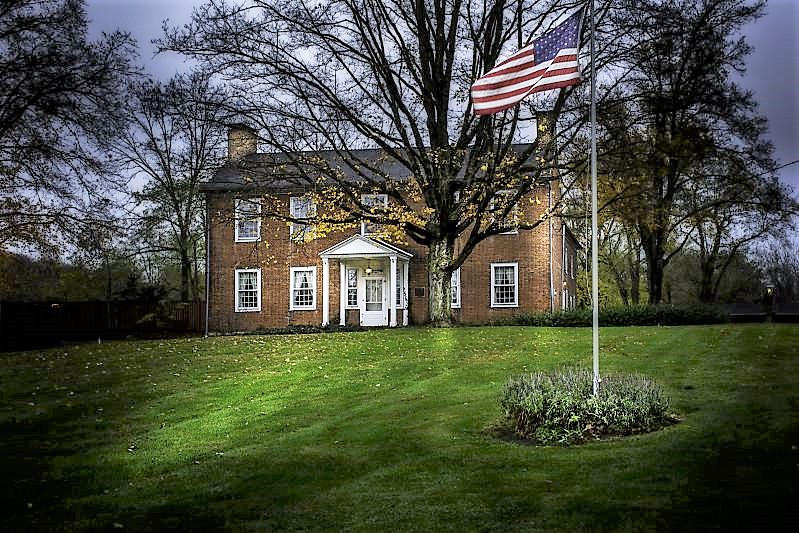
[{"left": 85, "top": 0, "right": 799, "bottom": 194}]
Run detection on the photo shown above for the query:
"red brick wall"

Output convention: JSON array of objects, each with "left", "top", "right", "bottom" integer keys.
[{"left": 206, "top": 187, "right": 569, "bottom": 332}]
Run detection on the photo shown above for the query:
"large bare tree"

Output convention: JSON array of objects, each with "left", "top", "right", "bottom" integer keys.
[
  {"left": 0, "top": 0, "right": 138, "bottom": 253},
  {"left": 598, "top": 0, "right": 780, "bottom": 303},
  {"left": 161, "top": 0, "right": 615, "bottom": 324},
  {"left": 111, "top": 72, "right": 227, "bottom": 301}
]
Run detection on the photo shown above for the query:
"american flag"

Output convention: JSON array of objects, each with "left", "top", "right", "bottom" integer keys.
[{"left": 471, "top": 10, "right": 583, "bottom": 116}]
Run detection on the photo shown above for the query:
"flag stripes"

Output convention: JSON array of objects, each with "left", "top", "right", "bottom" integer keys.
[{"left": 471, "top": 10, "right": 583, "bottom": 116}]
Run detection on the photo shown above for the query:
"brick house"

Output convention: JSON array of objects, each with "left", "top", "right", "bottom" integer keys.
[{"left": 201, "top": 126, "right": 580, "bottom": 333}]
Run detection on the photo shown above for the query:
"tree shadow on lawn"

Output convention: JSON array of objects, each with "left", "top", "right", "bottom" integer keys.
[{"left": 2, "top": 328, "right": 799, "bottom": 531}]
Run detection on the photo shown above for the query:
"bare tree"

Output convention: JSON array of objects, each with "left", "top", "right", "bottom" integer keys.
[
  {"left": 598, "top": 0, "right": 777, "bottom": 304},
  {"left": 685, "top": 165, "right": 796, "bottom": 303},
  {"left": 0, "top": 0, "right": 138, "bottom": 253},
  {"left": 760, "top": 239, "right": 799, "bottom": 304},
  {"left": 111, "top": 72, "right": 227, "bottom": 301},
  {"left": 161, "top": 0, "right": 621, "bottom": 325}
]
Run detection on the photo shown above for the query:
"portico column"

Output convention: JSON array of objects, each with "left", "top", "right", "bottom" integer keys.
[
  {"left": 322, "top": 256, "right": 330, "bottom": 326},
  {"left": 402, "top": 260, "right": 409, "bottom": 326},
  {"left": 339, "top": 260, "right": 346, "bottom": 326},
  {"left": 389, "top": 255, "right": 397, "bottom": 327}
]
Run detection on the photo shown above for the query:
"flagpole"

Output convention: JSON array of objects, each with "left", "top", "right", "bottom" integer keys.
[{"left": 590, "top": 0, "right": 600, "bottom": 396}]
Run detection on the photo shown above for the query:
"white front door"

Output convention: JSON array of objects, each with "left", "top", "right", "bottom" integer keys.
[{"left": 361, "top": 276, "right": 388, "bottom": 326}]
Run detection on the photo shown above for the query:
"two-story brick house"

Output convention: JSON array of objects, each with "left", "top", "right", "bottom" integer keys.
[{"left": 201, "top": 126, "right": 579, "bottom": 333}]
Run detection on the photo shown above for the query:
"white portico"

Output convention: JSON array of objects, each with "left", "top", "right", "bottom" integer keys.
[{"left": 320, "top": 235, "right": 412, "bottom": 327}]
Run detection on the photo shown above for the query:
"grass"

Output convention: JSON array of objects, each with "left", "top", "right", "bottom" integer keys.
[{"left": 1, "top": 324, "right": 798, "bottom": 531}]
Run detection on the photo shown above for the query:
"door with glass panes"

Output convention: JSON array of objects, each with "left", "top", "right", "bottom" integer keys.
[{"left": 360, "top": 275, "right": 388, "bottom": 326}]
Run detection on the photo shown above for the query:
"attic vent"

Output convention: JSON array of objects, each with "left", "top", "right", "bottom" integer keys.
[{"left": 414, "top": 287, "right": 425, "bottom": 298}]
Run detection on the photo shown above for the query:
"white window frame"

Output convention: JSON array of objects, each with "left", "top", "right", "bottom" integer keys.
[
  {"left": 361, "top": 193, "right": 388, "bottom": 235},
  {"left": 234, "top": 268, "right": 261, "bottom": 312},
  {"left": 489, "top": 190, "right": 519, "bottom": 235},
  {"left": 289, "top": 266, "right": 317, "bottom": 311},
  {"left": 346, "top": 268, "right": 359, "bottom": 309},
  {"left": 491, "top": 262, "right": 519, "bottom": 308},
  {"left": 289, "top": 196, "right": 316, "bottom": 242},
  {"left": 234, "top": 198, "right": 261, "bottom": 242},
  {"left": 451, "top": 267, "right": 461, "bottom": 309},
  {"left": 395, "top": 263, "right": 407, "bottom": 309}
]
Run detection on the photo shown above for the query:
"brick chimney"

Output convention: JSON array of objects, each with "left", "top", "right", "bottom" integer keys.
[{"left": 227, "top": 124, "right": 258, "bottom": 161}]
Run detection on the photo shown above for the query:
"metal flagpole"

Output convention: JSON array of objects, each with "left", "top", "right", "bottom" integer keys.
[{"left": 590, "top": 0, "right": 600, "bottom": 396}]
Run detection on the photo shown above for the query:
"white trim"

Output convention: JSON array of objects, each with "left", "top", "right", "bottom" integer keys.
[
  {"left": 320, "top": 234, "right": 412, "bottom": 259},
  {"left": 345, "top": 267, "right": 359, "bottom": 308},
  {"left": 234, "top": 198, "right": 261, "bottom": 242},
  {"left": 322, "top": 258, "right": 329, "bottom": 325},
  {"left": 402, "top": 260, "right": 409, "bottom": 325},
  {"left": 339, "top": 262, "right": 347, "bottom": 325},
  {"left": 389, "top": 256, "right": 397, "bottom": 326},
  {"left": 234, "top": 268, "right": 261, "bottom": 312},
  {"left": 361, "top": 193, "right": 388, "bottom": 236},
  {"left": 394, "top": 262, "right": 408, "bottom": 309},
  {"left": 290, "top": 266, "right": 317, "bottom": 311},
  {"left": 451, "top": 267, "right": 461, "bottom": 309},
  {"left": 491, "top": 262, "right": 519, "bottom": 308}
]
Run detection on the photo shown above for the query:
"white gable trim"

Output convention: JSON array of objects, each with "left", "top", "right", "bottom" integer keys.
[{"left": 320, "top": 234, "right": 412, "bottom": 259}]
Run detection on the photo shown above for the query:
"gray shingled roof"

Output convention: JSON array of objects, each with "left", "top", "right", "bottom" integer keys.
[
  {"left": 200, "top": 145, "right": 536, "bottom": 193},
  {"left": 200, "top": 148, "right": 413, "bottom": 193}
]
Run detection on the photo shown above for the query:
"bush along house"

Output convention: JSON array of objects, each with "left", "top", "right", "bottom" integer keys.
[{"left": 201, "top": 125, "right": 580, "bottom": 333}]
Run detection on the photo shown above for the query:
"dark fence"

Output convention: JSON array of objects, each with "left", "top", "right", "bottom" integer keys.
[{"left": 0, "top": 300, "right": 206, "bottom": 351}]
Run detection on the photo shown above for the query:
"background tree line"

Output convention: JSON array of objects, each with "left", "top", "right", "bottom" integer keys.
[{"left": 0, "top": 0, "right": 796, "bottom": 314}]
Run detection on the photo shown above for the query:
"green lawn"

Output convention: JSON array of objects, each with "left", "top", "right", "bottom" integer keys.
[{"left": 2, "top": 324, "right": 798, "bottom": 531}]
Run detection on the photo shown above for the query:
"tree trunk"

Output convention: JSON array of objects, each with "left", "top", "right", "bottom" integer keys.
[
  {"left": 610, "top": 263, "right": 629, "bottom": 306},
  {"left": 640, "top": 226, "right": 666, "bottom": 305},
  {"left": 646, "top": 254, "right": 665, "bottom": 304},
  {"left": 698, "top": 261, "right": 715, "bottom": 303},
  {"left": 427, "top": 238, "right": 454, "bottom": 327},
  {"left": 641, "top": 230, "right": 665, "bottom": 305},
  {"left": 630, "top": 246, "right": 641, "bottom": 305},
  {"left": 179, "top": 241, "right": 191, "bottom": 301}
]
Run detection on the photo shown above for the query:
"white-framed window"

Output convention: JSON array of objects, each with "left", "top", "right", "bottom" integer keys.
[
  {"left": 346, "top": 268, "right": 358, "bottom": 308},
  {"left": 491, "top": 262, "right": 518, "bottom": 307},
  {"left": 395, "top": 263, "right": 407, "bottom": 309},
  {"left": 290, "top": 266, "right": 316, "bottom": 310},
  {"left": 451, "top": 267, "right": 461, "bottom": 309},
  {"left": 489, "top": 190, "right": 519, "bottom": 234},
  {"left": 361, "top": 193, "right": 388, "bottom": 235},
  {"left": 235, "top": 269, "right": 261, "bottom": 312},
  {"left": 289, "top": 196, "right": 316, "bottom": 242},
  {"left": 235, "top": 198, "right": 261, "bottom": 242}
]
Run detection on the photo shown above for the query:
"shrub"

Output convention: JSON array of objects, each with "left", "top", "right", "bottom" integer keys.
[
  {"left": 499, "top": 368, "right": 673, "bottom": 445},
  {"left": 496, "top": 304, "right": 729, "bottom": 327}
]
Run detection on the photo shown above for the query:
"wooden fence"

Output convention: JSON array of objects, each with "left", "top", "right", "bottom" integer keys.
[{"left": 0, "top": 300, "right": 205, "bottom": 351}]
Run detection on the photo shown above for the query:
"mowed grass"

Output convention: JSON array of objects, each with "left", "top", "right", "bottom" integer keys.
[{"left": 2, "top": 324, "right": 798, "bottom": 531}]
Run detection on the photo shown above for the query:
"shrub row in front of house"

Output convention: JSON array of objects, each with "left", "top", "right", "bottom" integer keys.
[
  {"left": 496, "top": 304, "right": 730, "bottom": 327},
  {"left": 500, "top": 368, "right": 674, "bottom": 445}
]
